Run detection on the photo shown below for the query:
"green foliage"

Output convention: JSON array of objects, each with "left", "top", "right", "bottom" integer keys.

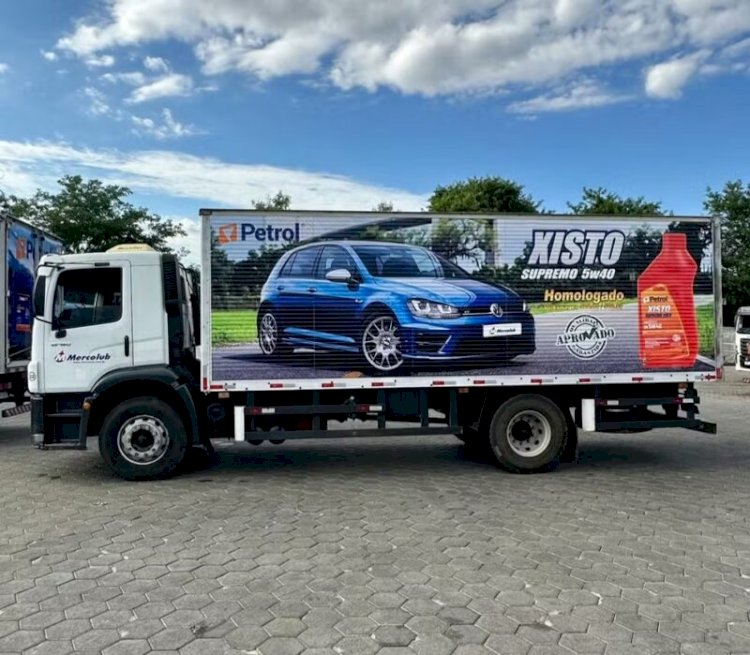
[
  {"left": 1, "top": 175, "right": 186, "bottom": 254},
  {"left": 372, "top": 201, "right": 395, "bottom": 212},
  {"left": 568, "top": 187, "right": 666, "bottom": 216},
  {"left": 427, "top": 177, "right": 541, "bottom": 269},
  {"left": 429, "top": 176, "right": 541, "bottom": 214},
  {"left": 252, "top": 191, "right": 291, "bottom": 211},
  {"left": 705, "top": 179, "right": 750, "bottom": 307},
  {"left": 212, "top": 309, "right": 258, "bottom": 346}
]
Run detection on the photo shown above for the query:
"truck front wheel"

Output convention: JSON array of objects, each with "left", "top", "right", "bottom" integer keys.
[
  {"left": 99, "top": 398, "right": 187, "bottom": 480},
  {"left": 488, "top": 395, "right": 566, "bottom": 473}
]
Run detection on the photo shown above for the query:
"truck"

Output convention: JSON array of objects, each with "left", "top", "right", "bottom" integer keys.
[
  {"left": 0, "top": 211, "right": 62, "bottom": 415},
  {"left": 734, "top": 306, "right": 750, "bottom": 370},
  {"left": 28, "top": 211, "right": 722, "bottom": 480}
]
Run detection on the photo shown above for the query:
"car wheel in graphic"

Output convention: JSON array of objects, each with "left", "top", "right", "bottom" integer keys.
[
  {"left": 488, "top": 394, "right": 566, "bottom": 473},
  {"left": 361, "top": 313, "right": 404, "bottom": 372},
  {"left": 258, "top": 309, "right": 290, "bottom": 356}
]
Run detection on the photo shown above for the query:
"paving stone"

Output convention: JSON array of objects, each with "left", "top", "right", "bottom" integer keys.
[
  {"left": 298, "top": 626, "right": 342, "bottom": 648},
  {"left": 0, "top": 630, "right": 44, "bottom": 652},
  {"left": 258, "top": 636, "right": 304, "bottom": 655},
  {"left": 24, "top": 640, "right": 75, "bottom": 655},
  {"left": 101, "top": 639, "right": 151, "bottom": 655},
  {"left": 225, "top": 626, "right": 267, "bottom": 650},
  {"left": 148, "top": 627, "right": 195, "bottom": 650},
  {"left": 265, "top": 618, "right": 306, "bottom": 637},
  {"left": 71, "top": 629, "right": 121, "bottom": 652},
  {"left": 373, "top": 625, "right": 415, "bottom": 647}
]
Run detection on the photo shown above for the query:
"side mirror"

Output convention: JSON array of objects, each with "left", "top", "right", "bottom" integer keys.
[{"left": 325, "top": 268, "right": 352, "bottom": 283}]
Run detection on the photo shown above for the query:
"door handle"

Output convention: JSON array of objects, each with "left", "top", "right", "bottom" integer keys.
[
  {"left": 124, "top": 335, "right": 130, "bottom": 356},
  {"left": 308, "top": 288, "right": 317, "bottom": 293},
  {"left": 276, "top": 285, "right": 285, "bottom": 291}
]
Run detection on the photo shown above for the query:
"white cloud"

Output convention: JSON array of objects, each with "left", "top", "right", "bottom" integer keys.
[
  {"left": 83, "top": 87, "right": 113, "bottom": 116},
  {"left": 508, "top": 80, "right": 629, "bottom": 114},
  {"left": 165, "top": 215, "right": 202, "bottom": 265},
  {"left": 131, "top": 109, "right": 200, "bottom": 139},
  {"left": 0, "top": 63, "right": 8, "bottom": 74},
  {"left": 0, "top": 140, "right": 426, "bottom": 213},
  {"left": 645, "top": 51, "right": 708, "bottom": 99},
  {"left": 41, "top": 50, "right": 58, "bottom": 62},
  {"left": 128, "top": 73, "right": 194, "bottom": 103},
  {"left": 84, "top": 54, "right": 116, "bottom": 68},
  {"left": 102, "top": 71, "right": 147, "bottom": 86},
  {"left": 55, "top": 0, "right": 750, "bottom": 99},
  {"left": 144, "top": 56, "right": 170, "bottom": 72}
]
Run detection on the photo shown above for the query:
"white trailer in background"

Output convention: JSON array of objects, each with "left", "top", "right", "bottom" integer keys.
[{"left": 0, "top": 212, "right": 62, "bottom": 416}]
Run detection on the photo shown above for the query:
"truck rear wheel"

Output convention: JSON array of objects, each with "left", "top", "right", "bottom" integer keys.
[
  {"left": 99, "top": 397, "right": 187, "bottom": 481},
  {"left": 488, "top": 395, "right": 566, "bottom": 473}
]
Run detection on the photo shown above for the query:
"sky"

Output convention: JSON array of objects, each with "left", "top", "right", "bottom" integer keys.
[{"left": 0, "top": 0, "right": 748, "bottom": 262}]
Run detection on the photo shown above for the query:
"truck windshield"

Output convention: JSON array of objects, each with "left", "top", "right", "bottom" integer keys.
[
  {"left": 352, "top": 245, "right": 468, "bottom": 279},
  {"left": 736, "top": 314, "right": 750, "bottom": 334}
]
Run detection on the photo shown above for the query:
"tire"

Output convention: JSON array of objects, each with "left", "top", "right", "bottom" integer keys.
[
  {"left": 258, "top": 309, "right": 291, "bottom": 356},
  {"left": 488, "top": 394, "right": 566, "bottom": 473},
  {"left": 361, "top": 313, "right": 404, "bottom": 372},
  {"left": 99, "top": 397, "right": 188, "bottom": 481}
]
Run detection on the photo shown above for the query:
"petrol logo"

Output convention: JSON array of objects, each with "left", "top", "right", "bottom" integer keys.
[
  {"left": 555, "top": 314, "right": 616, "bottom": 360},
  {"left": 215, "top": 222, "right": 301, "bottom": 246},
  {"left": 217, "top": 223, "right": 238, "bottom": 245}
]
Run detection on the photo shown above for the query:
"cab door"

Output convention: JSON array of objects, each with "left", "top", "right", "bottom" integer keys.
[{"left": 43, "top": 263, "right": 133, "bottom": 393}]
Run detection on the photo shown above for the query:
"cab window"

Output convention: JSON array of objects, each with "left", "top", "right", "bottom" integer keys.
[{"left": 53, "top": 268, "right": 122, "bottom": 329}]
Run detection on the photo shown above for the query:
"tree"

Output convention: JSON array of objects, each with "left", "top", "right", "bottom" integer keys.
[
  {"left": 373, "top": 201, "right": 395, "bottom": 212},
  {"left": 705, "top": 180, "right": 750, "bottom": 307},
  {"left": 1, "top": 175, "right": 186, "bottom": 254},
  {"left": 427, "top": 176, "right": 541, "bottom": 266},
  {"left": 429, "top": 176, "right": 541, "bottom": 214},
  {"left": 252, "top": 191, "right": 291, "bottom": 211},
  {"left": 568, "top": 187, "right": 665, "bottom": 216},
  {"left": 568, "top": 186, "right": 711, "bottom": 270}
]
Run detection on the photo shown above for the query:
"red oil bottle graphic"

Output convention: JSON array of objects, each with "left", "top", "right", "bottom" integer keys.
[{"left": 638, "top": 232, "right": 698, "bottom": 368}]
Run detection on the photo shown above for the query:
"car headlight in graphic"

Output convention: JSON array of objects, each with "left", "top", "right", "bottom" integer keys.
[{"left": 408, "top": 299, "right": 460, "bottom": 319}]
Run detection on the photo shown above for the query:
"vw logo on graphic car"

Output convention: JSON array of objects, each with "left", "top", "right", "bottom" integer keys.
[{"left": 490, "top": 303, "right": 504, "bottom": 318}]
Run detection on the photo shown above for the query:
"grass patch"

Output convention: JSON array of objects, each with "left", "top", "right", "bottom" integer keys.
[
  {"left": 530, "top": 299, "right": 628, "bottom": 315},
  {"left": 697, "top": 304, "right": 715, "bottom": 357},
  {"left": 212, "top": 309, "right": 257, "bottom": 346}
]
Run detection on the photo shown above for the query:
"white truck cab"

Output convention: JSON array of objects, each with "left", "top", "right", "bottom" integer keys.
[
  {"left": 735, "top": 306, "right": 750, "bottom": 370},
  {"left": 29, "top": 245, "right": 204, "bottom": 479}
]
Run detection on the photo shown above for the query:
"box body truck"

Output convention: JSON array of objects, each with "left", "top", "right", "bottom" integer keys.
[
  {"left": 0, "top": 212, "right": 62, "bottom": 413},
  {"left": 28, "top": 211, "right": 721, "bottom": 479}
]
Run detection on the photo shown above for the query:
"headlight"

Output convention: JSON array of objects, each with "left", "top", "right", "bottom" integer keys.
[
  {"left": 408, "top": 298, "right": 460, "bottom": 319},
  {"left": 522, "top": 300, "right": 529, "bottom": 312}
]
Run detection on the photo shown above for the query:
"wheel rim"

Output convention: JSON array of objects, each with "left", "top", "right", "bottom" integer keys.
[
  {"left": 260, "top": 313, "right": 278, "bottom": 354},
  {"left": 117, "top": 415, "right": 169, "bottom": 466},
  {"left": 363, "top": 316, "right": 403, "bottom": 371},
  {"left": 506, "top": 410, "right": 552, "bottom": 458}
]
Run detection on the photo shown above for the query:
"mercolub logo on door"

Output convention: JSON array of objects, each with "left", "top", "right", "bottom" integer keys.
[{"left": 55, "top": 350, "right": 111, "bottom": 363}]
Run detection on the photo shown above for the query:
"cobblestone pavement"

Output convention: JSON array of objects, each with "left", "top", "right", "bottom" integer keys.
[{"left": 1, "top": 382, "right": 750, "bottom": 654}]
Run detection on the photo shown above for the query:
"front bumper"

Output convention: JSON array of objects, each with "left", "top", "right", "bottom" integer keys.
[{"left": 398, "top": 312, "right": 536, "bottom": 360}]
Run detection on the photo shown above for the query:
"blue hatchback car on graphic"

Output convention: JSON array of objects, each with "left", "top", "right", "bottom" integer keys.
[{"left": 258, "top": 241, "right": 535, "bottom": 372}]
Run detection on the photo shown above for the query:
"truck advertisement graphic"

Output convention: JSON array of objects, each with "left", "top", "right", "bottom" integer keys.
[
  {"left": 206, "top": 212, "right": 717, "bottom": 389},
  {"left": 6, "top": 220, "right": 63, "bottom": 362}
]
